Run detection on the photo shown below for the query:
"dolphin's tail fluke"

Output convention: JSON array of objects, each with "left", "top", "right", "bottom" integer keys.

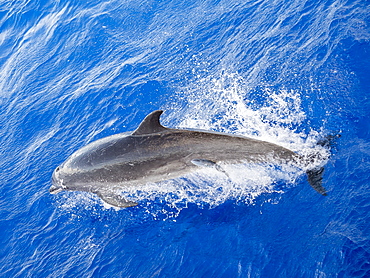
[
  {"left": 305, "top": 133, "right": 340, "bottom": 196},
  {"left": 306, "top": 167, "right": 327, "bottom": 196}
]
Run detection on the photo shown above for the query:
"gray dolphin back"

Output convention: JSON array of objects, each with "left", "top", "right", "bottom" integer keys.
[{"left": 50, "top": 110, "right": 328, "bottom": 208}]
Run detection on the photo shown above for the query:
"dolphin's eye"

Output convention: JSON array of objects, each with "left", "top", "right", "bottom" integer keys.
[{"left": 56, "top": 167, "right": 60, "bottom": 172}]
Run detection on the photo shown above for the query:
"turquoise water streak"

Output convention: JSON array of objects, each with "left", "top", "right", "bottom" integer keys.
[{"left": 0, "top": 0, "right": 369, "bottom": 277}]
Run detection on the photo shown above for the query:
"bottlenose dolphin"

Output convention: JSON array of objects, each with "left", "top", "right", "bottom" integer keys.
[{"left": 50, "top": 110, "right": 327, "bottom": 207}]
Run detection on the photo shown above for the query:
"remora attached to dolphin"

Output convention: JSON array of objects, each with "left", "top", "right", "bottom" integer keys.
[{"left": 50, "top": 110, "right": 327, "bottom": 208}]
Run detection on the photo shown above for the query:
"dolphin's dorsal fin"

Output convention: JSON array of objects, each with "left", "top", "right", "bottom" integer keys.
[{"left": 132, "top": 110, "right": 167, "bottom": 135}]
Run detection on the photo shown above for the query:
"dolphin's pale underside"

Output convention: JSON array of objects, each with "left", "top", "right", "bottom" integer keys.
[{"left": 50, "top": 110, "right": 327, "bottom": 207}]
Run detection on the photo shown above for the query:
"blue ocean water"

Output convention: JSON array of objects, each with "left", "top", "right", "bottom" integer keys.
[{"left": 1, "top": 0, "right": 369, "bottom": 277}]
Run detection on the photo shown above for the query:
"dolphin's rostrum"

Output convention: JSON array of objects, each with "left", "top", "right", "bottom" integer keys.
[{"left": 50, "top": 110, "right": 327, "bottom": 208}]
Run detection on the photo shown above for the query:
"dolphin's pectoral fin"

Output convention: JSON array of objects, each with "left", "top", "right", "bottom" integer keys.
[
  {"left": 191, "top": 159, "right": 217, "bottom": 167},
  {"left": 191, "top": 159, "right": 230, "bottom": 178},
  {"left": 96, "top": 191, "right": 138, "bottom": 208},
  {"left": 307, "top": 167, "right": 327, "bottom": 196}
]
